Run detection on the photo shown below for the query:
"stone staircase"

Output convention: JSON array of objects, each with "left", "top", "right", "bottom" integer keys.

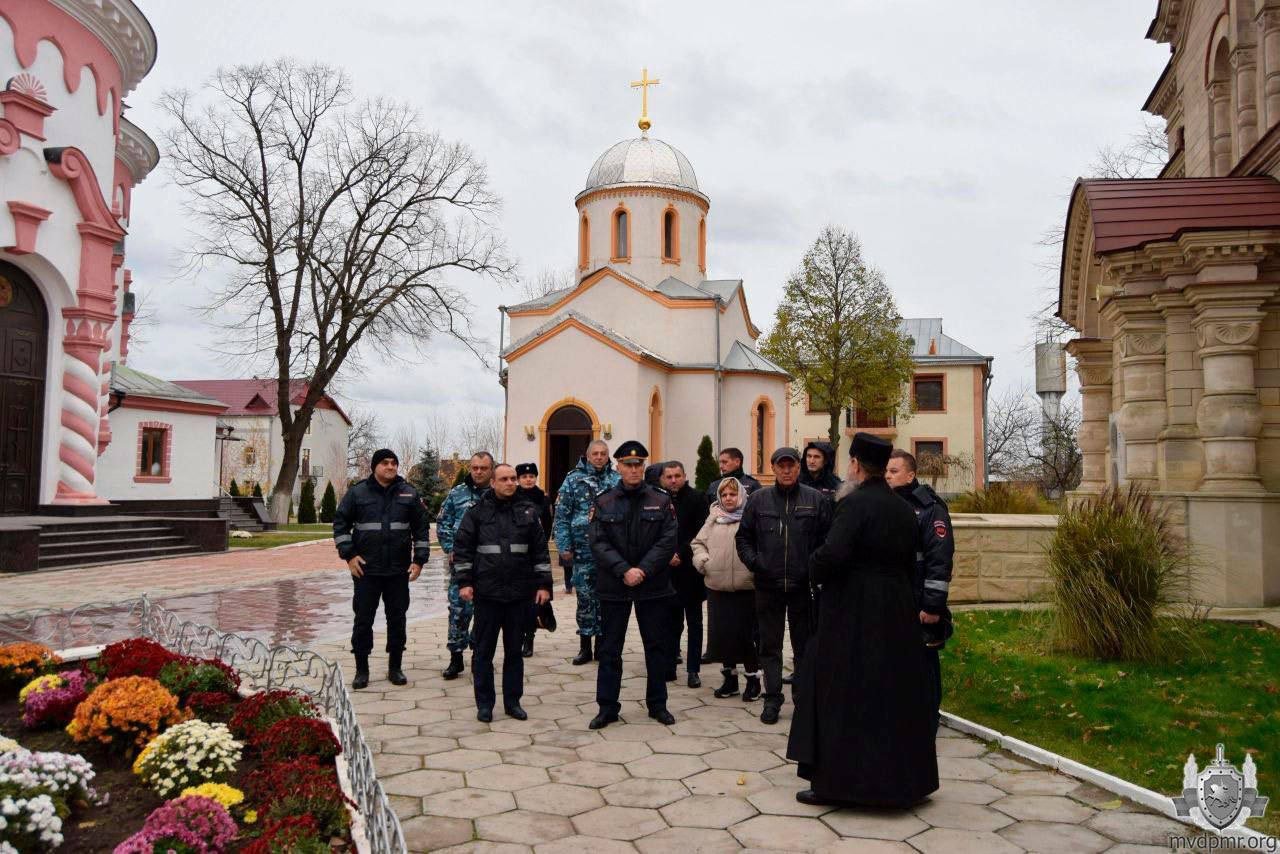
[
  {"left": 36, "top": 519, "right": 206, "bottom": 571},
  {"left": 218, "top": 496, "right": 273, "bottom": 532}
]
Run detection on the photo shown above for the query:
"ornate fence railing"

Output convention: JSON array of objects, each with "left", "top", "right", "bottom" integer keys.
[{"left": 0, "top": 595, "right": 407, "bottom": 853}]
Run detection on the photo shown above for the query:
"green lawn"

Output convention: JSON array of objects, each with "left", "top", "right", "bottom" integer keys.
[
  {"left": 944, "top": 609, "right": 1280, "bottom": 835},
  {"left": 279, "top": 523, "right": 332, "bottom": 532},
  {"left": 227, "top": 529, "right": 332, "bottom": 549}
]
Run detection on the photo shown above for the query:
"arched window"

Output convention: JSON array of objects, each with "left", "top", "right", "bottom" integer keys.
[
  {"left": 1208, "top": 37, "right": 1235, "bottom": 175},
  {"left": 648, "top": 388, "right": 663, "bottom": 460},
  {"left": 579, "top": 214, "right": 590, "bottom": 270},
  {"left": 612, "top": 207, "right": 630, "bottom": 261},
  {"left": 755, "top": 402, "right": 766, "bottom": 473},
  {"left": 748, "top": 395, "right": 776, "bottom": 477},
  {"left": 662, "top": 207, "right": 679, "bottom": 262},
  {"left": 698, "top": 217, "right": 707, "bottom": 272}
]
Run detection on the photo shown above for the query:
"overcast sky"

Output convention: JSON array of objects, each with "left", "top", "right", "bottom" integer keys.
[{"left": 122, "top": 1, "right": 1169, "bottom": 451}]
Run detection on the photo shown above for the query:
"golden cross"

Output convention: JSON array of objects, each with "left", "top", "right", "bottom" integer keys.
[{"left": 630, "top": 67, "right": 660, "bottom": 133}]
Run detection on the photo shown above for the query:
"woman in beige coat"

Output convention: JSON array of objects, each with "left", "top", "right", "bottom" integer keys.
[{"left": 692, "top": 478, "right": 761, "bottom": 701}]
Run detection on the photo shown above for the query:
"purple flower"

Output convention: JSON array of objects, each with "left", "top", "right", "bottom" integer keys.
[
  {"left": 20, "top": 669, "right": 92, "bottom": 729},
  {"left": 113, "top": 824, "right": 207, "bottom": 854},
  {"left": 123, "top": 795, "right": 237, "bottom": 854}
]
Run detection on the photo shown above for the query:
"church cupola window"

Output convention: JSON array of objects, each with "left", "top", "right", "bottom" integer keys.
[
  {"left": 579, "top": 214, "right": 590, "bottom": 270},
  {"left": 612, "top": 206, "right": 631, "bottom": 262},
  {"left": 698, "top": 217, "right": 707, "bottom": 272},
  {"left": 662, "top": 206, "right": 680, "bottom": 263}
]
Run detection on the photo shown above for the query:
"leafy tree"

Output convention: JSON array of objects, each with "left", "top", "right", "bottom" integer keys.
[
  {"left": 252, "top": 481, "right": 263, "bottom": 499},
  {"left": 228, "top": 478, "right": 241, "bottom": 497},
  {"left": 319, "top": 481, "right": 337, "bottom": 523},
  {"left": 409, "top": 445, "right": 448, "bottom": 516},
  {"left": 760, "top": 226, "right": 915, "bottom": 446},
  {"left": 297, "top": 479, "right": 316, "bottom": 524},
  {"left": 694, "top": 435, "right": 718, "bottom": 493}
]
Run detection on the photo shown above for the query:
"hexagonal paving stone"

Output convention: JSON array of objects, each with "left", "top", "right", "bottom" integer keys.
[
  {"left": 986, "top": 770, "right": 1079, "bottom": 795},
  {"left": 659, "top": 793, "right": 758, "bottom": 828},
  {"left": 937, "top": 757, "right": 999, "bottom": 781},
  {"left": 466, "top": 763, "right": 552, "bottom": 792},
  {"left": 383, "top": 735, "right": 460, "bottom": 756},
  {"left": 731, "top": 815, "right": 837, "bottom": 849},
  {"left": 461, "top": 731, "right": 534, "bottom": 751},
  {"left": 600, "top": 723, "right": 671, "bottom": 742},
  {"left": 400, "top": 814, "right": 475, "bottom": 851},
  {"left": 723, "top": 732, "right": 790, "bottom": 752},
  {"left": 935, "top": 738, "right": 989, "bottom": 758},
  {"left": 374, "top": 752, "right": 422, "bottom": 777},
  {"left": 682, "top": 769, "right": 771, "bottom": 799},
  {"left": 601, "top": 778, "right": 689, "bottom": 809},
  {"left": 633, "top": 827, "right": 741, "bottom": 854},
  {"left": 998, "top": 820, "right": 1112, "bottom": 853},
  {"left": 646, "top": 736, "right": 724, "bottom": 755},
  {"left": 747, "top": 786, "right": 833, "bottom": 817},
  {"left": 533, "top": 836, "right": 639, "bottom": 854},
  {"left": 385, "top": 707, "right": 455, "bottom": 726},
  {"left": 516, "top": 783, "right": 606, "bottom": 816},
  {"left": 984, "top": 753, "right": 1038, "bottom": 772},
  {"left": 572, "top": 805, "right": 668, "bottom": 841},
  {"left": 913, "top": 799, "right": 1015, "bottom": 832},
  {"left": 1085, "top": 810, "right": 1187, "bottom": 844},
  {"left": 423, "top": 787, "right": 518, "bottom": 819},
  {"left": 491, "top": 717, "right": 561, "bottom": 735},
  {"left": 535, "top": 730, "right": 602, "bottom": 750},
  {"left": 816, "top": 841, "right": 916, "bottom": 854},
  {"left": 436, "top": 842, "right": 533, "bottom": 854},
  {"left": 425, "top": 749, "right": 505, "bottom": 772},
  {"left": 669, "top": 719, "right": 740, "bottom": 738},
  {"left": 363, "top": 723, "right": 421, "bottom": 742},
  {"left": 501, "top": 745, "right": 581, "bottom": 768},
  {"left": 761, "top": 765, "right": 804, "bottom": 787},
  {"left": 931, "top": 779, "right": 1006, "bottom": 805},
  {"left": 549, "top": 760, "right": 631, "bottom": 788},
  {"left": 387, "top": 794, "right": 423, "bottom": 820},
  {"left": 477, "top": 809, "right": 576, "bottom": 844},
  {"left": 577, "top": 740, "right": 653, "bottom": 764},
  {"left": 381, "top": 768, "right": 466, "bottom": 798},
  {"left": 820, "top": 808, "right": 929, "bottom": 841},
  {"left": 624, "top": 753, "right": 709, "bottom": 780},
  {"left": 991, "top": 794, "right": 1096, "bottom": 823},
  {"left": 430, "top": 719, "right": 497, "bottom": 738},
  {"left": 353, "top": 698, "right": 417, "bottom": 715},
  {"left": 908, "top": 827, "right": 1024, "bottom": 854},
  {"left": 702, "top": 748, "right": 786, "bottom": 772}
]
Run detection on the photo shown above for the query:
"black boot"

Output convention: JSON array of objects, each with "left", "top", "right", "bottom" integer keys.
[
  {"left": 742, "top": 674, "right": 762, "bottom": 702},
  {"left": 761, "top": 697, "right": 782, "bottom": 725},
  {"left": 572, "top": 636, "right": 593, "bottom": 666},
  {"left": 522, "top": 630, "right": 535, "bottom": 659},
  {"left": 713, "top": 671, "right": 740, "bottom": 698},
  {"left": 388, "top": 652, "right": 407, "bottom": 686},
  {"left": 442, "top": 651, "right": 464, "bottom": 680},
  {"left": 352, "top": 655, "right": 369, "bottom": 690}
]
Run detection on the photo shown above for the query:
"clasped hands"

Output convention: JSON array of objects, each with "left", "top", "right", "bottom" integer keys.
[
  {"left": 458, "top": 587, "right": 550, "bottom": 604},
  {"left": 346, "top": 556, "right": 421, "bottom": 582},
  {"left": 624, "top": 567, "right": 645, "bottom": 587}
]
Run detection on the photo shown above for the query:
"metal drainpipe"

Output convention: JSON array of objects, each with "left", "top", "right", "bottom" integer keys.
[
  {"left": 498, "top": 305, "right": 507, "bottom": 459},
  {"left": 983, "top": 357, "right": 993, "bottom": 490},
  {"left": 714, "top": 297, "right": 723, "bottom": 449}
]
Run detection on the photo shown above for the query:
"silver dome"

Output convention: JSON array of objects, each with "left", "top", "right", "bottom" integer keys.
[{"left": 581, "top": 137, "right": 702, "bottom": 196}]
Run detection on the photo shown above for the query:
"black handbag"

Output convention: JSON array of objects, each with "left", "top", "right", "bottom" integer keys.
[{"left": 535, "top": 600, "right": 557, "bottom": 632}]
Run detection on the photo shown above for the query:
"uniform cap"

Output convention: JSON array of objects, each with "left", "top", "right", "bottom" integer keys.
[
  {"left": 613, "top": 440, "right": 649, "bottom": 464},
  {"left": 515, "top": 462, "right": 538, "bottom": 477}
]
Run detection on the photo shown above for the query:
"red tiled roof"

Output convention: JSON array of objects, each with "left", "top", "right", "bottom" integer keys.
[
  {"left": 173, "top": 379, "right": 351, "bottom": 425},
  {"left": 1077, "top": 176, "right": 1280, "bottom": 254}
]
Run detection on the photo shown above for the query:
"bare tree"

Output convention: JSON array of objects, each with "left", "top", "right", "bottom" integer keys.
[
  {"left": 518, "top": 267, "right": 575, "bottom": 302},
  {"left": 983, "top": 388, "right": 1083, "bottom": 496},
  {"left": 456, "top": 411, "right": 503, "bottom": 459},
  {"left": 345, "top": 406, "right": 383, "bottom": 481},
  {"left": 985, "top": 385, "right": 1040, "bottom": 481},
  {"left": 1026, "top": 403, "right": 1083, "bottom": 498},
  {"left": 389, "top": 423, "right": 423, "bottom": 470},
  {"left": 161, "top": 60, "right": 514, "bottom": 521}
]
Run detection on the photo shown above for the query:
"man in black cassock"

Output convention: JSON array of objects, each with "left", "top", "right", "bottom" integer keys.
[{"left": 786, "top": 432, "right": 939, "bottom": 808}]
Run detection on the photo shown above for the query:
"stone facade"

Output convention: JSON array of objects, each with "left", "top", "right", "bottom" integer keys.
[{"left": 950, "top": 515, "right": 1056, "bottom": 604}]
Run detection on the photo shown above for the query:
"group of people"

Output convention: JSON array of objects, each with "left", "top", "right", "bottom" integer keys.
[{"left": 333, "top": 430, "right": 955, "bottom": 808}]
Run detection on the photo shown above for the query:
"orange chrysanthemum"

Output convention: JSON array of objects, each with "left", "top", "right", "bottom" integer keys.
[
  {"left": 0, "top": 642, "right": 61, "bottom": 690},
  {"left": 67, "top": 676, "right": 188, "bottom": 751}
]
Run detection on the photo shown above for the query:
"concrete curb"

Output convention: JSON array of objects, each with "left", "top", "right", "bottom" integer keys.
[{"left": 942, "top": 710, "right": 1274, "bottom": 842}]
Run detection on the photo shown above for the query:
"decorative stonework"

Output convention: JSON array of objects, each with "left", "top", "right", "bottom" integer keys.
[
  {"left": 0, "top": 87, "right": 56, "bottom": 141},
  {"left": 1119, "top": 331, "right": 1166, "bottom": 357},
  {"left": 0, "top": 118, "right": 18, "bottom": 156},
  {"left": 1196, "top": 320, "right": 1261, "bottom": 350},
  {"left": 46, "top": 0, "right": 156, "bottom": 97},
  {"left": 6, "top": 73, "right": 46, "bottom": 101},
  {"left": 115, "top": 117, "right": 159, "bottom": 185},
  {"left": 5, "top": 201, "right": 52, "bottom": 255}
]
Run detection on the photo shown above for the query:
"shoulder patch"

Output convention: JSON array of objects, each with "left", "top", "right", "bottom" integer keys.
[{"left": 933, "top": 520, "right": 948, "bottom": 540}]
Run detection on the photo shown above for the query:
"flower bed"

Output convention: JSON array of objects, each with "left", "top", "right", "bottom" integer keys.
[{"left": 0, "top": 640, "right": 356, "bottom": 853}]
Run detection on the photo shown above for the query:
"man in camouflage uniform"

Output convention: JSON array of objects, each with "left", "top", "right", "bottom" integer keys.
[
  {"left": 437, "top": 451, "right": 494, "bottom": 680},
  {"left": 554, "top": 439, "right": 619, "bottom": 665}
]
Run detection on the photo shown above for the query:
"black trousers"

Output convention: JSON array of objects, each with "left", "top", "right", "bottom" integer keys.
[
  {"left": 755, "top": 588, "right": 811, "bottom": 702},
  {"left": 668, "top": 599, "right": 703, "bottom": 675},
  {"left": 924, "top": 645, "right": 942, "bottom": 733},
  {"left": 597, "top": 597, "right": 671, "bottom": 716},
  {"left": 351, "top": 572, "right": 410, "bottom": 656},
  {"left": 472, "top": 598, "right": 528, "bottom": 712}
]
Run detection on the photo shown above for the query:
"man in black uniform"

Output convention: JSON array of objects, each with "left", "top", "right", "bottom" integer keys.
[
  {"left": 660, "top": 461, "right": 710, "bottom": 687},
  {"left": 706, "top": 447, "right": 763, "bottom": 502},
  {"left": 588, "top": 440, "right": 679, "bottom": 729},
  {"left": 515, "top": 462, "right": 553, "bottom": 658},
  {"left": 454, "top": 463, "right": 553, "bottom": 723},
  {"left": 886, "top": 449, "right": 954, "bottom": 732},
  {"left": 333, "top": 449, "right": 431, "bottom": 690}
]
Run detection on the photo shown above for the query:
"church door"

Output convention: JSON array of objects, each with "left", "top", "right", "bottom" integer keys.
[
  {"left": 546, "top": 404, "right": 593, "bottom": 502},
  {"left": 0, "top": 263, "right": 47, "bottom": 515}
]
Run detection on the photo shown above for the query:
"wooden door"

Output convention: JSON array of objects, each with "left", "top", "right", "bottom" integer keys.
[{"left": 0, "top": 263, "right": 47, "bottom": 514}]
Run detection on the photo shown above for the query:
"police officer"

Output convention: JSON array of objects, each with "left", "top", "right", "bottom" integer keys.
[
  {"left": 885, "top": 449, "right": 954, "bottom": 732},
  {"left": 588, "top": 440, "right": 679, "bottom": 729},
  {"left": 437, "top": 451, "right": 495, "bottom": 680},
  {"left": 515, "top": 462, "right": 553, "bottom": 658},
  {"left": 333, "top": 449, "right": 431, "bottom": 690},
  {"left": 553, "top": 440, "right": 620, "bottom": 666},
  {"left": 454, "top": 463, "right": 553, "bottom": 722}
]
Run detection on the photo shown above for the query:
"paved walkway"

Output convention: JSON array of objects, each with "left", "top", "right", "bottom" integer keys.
[{"left": 316, "top": 598, "right": 1189, "bottom": 854}]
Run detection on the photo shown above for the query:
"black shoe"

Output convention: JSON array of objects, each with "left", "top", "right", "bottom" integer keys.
[
  {"left": 387, "top": 652, "right": 407, "bottom": 686},
  {"left": 477, "top": 708, "right": 493, "bottom": 723},
  {"left": 761, "top": 700, "right": 781, "bottom": 725},
  {"left": 442, "top": 651, "right": 464, "bottom": 680},
  {"left": 649, "top": 708, "right": 675, "bottom": 725},
  {"left": 572, "top": 636, "right": 593, "bottom": 666},
  {"left": 504, "top": 705, "right": 528, "bottom": 721},
  {"left": 782, "top": 673, "right": 794, "bottom": 685},
  {"left": 522, "top": 632, "right": 534, "bottom": 658},
  {"left": 742, "top": 675, "right": 762, "bottom": 702},
  {"left": 700, "top": 654, "right": 714, "bottom": 664},
  {"left": 796, "top": 789, "right": 840, "bottom": 807},
  {"left": 687, "top": 673, "right": 701, "bottom": 689},
  {"left": 713, "top": 673, "right": 740, "bottom": 698},
  {"left": 588, "top": 711, "right": 618, "bottom": 730},
  {"left": 675, "top": 655, "right": 683, "bottom": 665},
  {"left": 352, "top": 655, "right": 369, "bottom": 690}
]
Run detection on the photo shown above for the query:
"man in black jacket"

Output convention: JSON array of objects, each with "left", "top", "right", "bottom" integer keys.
[
  {"left": 588, "top": 440, "right": 679, "bottom": 729},
  {"left": 660, "top": 461, "right": 710, "bottom": 688},
  {"left": 516, "top": 462, "right": 553, "bottom": 658},
  {"left": 454, "top": 463, "right": 553, "bottom": 723},
  {"left": 735, "top": 447, "right": 833, "bottom": 724},
  {"left": 706, "top": 447, "right": 763, "bottom": 502},
  {"left": 886, "top": 449, "right": 954, "bottom": 733},
  {"left": 333, "top": 449, "right": 431, "bottom": 690},
  {"left": 800, "top": 441, "right": 842, "bottom": 498}
]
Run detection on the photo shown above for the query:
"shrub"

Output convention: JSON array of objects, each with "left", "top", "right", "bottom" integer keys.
[
  {"left": 252, "top": 482, "right": 264, "bottom": 499},
  {"left": 0, "top": 780, "right": 68, "bottom": 850},
  {"left": 242, "top": 814, "right": 329, "bottom": 854},
  {"left": 0, "top": 750, "right": 98, "bottom": 805},
  {"left": 115, "top": 795, "right": 238, "bottom": 854},
  {"left": 694, "top": 435, "right": 718, "bottom": 493},
  {"left": 21, "top": 669, "right": 94, "bottom": 729},
  {"left": 227, "top": 690, "right": 318, "bottom": 742},
  {"left": 949, "top": 482, "right": 1056, "bottom": 515},
  {"left": 95, "top": 638, "right": 181, "bottom": 681},
  {"left": 185, "top": 690, "right": 238, "bottom": 722},
  {"left": 0, "top": 643, "right": 61, "bottom": 691},
  {"left": 252, "top": 717, "right": 340, "bottom": 764},
  {"left": 66, "top": 677, "right": 187, "bottom": 751},
  {"left": 1045, "top": 485, "right": 1194, "bottom": 661},
  {"left": 318, "top": 481, "right": 337, "bottom": 524},
  {"left": 297, "top": 479, "right": 317, "bottom": 524},
  {"left": 229, "top": 478, "right": 241, "bottom": 497},
  {"left": 158, "top": 659, "right": 239, "bottom": 701},
  {"left": 245, "top": 755, "right": 350, "bottom": 836},
  {"left": 134, "top": 719, "right": 242, "bottom": 798}
]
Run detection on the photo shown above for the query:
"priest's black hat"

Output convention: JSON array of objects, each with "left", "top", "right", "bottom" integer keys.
[
  {"left": 515, "top": 462, "right": 538, "bottom": 477},
  {"left": 613, "top": 440, "right": 649, "bottom": 464},
  {"left": 849, "top": 432, "right": 893, "bottom": 469}
]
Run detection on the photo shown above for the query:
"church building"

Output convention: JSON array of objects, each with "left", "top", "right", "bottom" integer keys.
[{"left": 501, "top": 78, "right": 790, "bottom": 495}]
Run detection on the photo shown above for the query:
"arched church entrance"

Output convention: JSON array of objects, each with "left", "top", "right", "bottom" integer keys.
[
  {"left": 546, "top": 404, "right": 594, "bottom": 501},
  {"left": 0, "top": 262, "right": 48, "bottom": 514}
]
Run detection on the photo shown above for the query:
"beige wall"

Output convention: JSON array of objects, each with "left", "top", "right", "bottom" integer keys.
[
  {"left": 950, "top": 514, "right": 1057, "bottom": 603},
  {"left": 577, "top": 190, "right": 706, "bottom": 289}
]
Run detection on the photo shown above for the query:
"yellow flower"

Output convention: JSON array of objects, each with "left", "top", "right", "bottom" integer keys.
[
  {"left": 181, "top": 782, "right": 244, "bottom": 808},
  {"left": 19, "top": 674, "right": 62, "bottom": 703},
  {"left": 243, "top": 808, "right": 257, "bottom": 824}
]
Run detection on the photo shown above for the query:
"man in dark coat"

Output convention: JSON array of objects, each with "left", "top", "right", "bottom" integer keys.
[
  {"left": 706, "top": 447, "right": 763, "bottom": 502},
  {"left": 589, "top": 440, "right": 679, "bottom": 729},
  {"left": 735, "top": 447, "right": 832, "bottom": 724},
  {"left": 516, "top": 462, "right": 553, "bottom": 658},
  {"left": 333, "top": 449, "right": 431, "bottom": 690},
  {"left": 800, "top": 441, "right": 842, "bottom": 498},
  {"left": 659, "top": 461, "right": 711, "bottom": 688},
  {"left": 454, "top": 463, "right": 553, "bottom": 722},
  {"left": 886, "top": 449, "right": 954, "bottom": 733},
  {"left": 787, "top": 433, "right": 938, "bottom": 808}
]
